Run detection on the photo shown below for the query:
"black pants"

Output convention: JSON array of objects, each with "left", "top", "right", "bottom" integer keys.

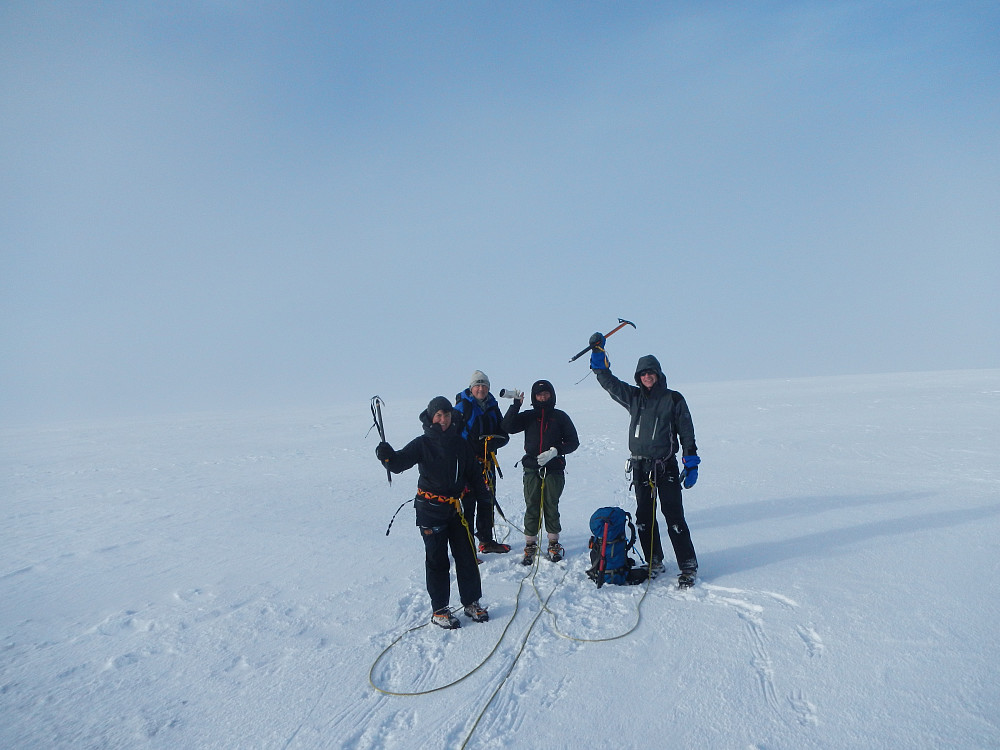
[
  {"left": 633, "top": 458, "right": 698, "bottom": 572},
  {"left": 461, "top": 488, "right": 496, "bottom": 543},
  {"left": 420, "top": 512, "right": 482, "bottom": 613}
]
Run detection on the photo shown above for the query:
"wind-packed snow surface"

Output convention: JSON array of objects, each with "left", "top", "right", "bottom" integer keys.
[{"left": 3, "top": 370, "right": 999, "bottom": 749}]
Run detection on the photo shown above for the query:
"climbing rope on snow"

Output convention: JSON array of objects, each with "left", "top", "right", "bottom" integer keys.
[
  {"left": 525, "top": 464, "right": 653, "bottom": 644},
  {"left": 367, "top": 470, "right": 567, "bottom": 700},
  {"left": 367, "top": 564, "right": 537, "bottom": 697},
  {"left": 367, "top": 462, "right": 657, "bottom": 748},
  {"left": 456, "top": 568, "right": 566, "bottom": 750}
]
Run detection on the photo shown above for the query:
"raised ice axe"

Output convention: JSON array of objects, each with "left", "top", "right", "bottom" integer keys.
[{"left": 568, "top": 318, "right": 636, "bottom": 362}]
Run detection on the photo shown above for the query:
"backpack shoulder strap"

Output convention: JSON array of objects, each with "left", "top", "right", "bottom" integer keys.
[{"left": 624, "top": 511, "right": 637, "bottom": 551}]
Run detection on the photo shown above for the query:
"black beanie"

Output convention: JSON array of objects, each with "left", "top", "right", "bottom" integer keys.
[
  {"left": 530, "top": 379, "right": 556, "bottom": 408},
  {"left": 426, "top": 396, "right": 453, "bottom": 417}
]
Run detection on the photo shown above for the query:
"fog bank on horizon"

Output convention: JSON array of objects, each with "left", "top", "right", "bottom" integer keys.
[{"left": 2, "top": 2, "right": 997, "bottom": 423}]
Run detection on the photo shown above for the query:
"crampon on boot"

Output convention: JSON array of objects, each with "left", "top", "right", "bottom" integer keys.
[
  {"left": 546, "top": 541, "right": 565, "bottom": 562},
  {"left": 521, "top": 542, "right": 538, "bottom": 566},
  {"left": 479, "top": 540, "right": 511, "bottom": 554},
  {"left": 677, "top": 569, "right": 697, "bottom": 589},
  {"left": 463, "top": 600, "right": 489, "bottom": 622},
  {"left": 432, "top": 609, "right": 461, "bottom": 629}
]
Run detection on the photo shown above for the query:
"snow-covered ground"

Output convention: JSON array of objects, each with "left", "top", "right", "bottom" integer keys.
[{"left": 3, "top": 370, "right": 999, "bottom": 749}]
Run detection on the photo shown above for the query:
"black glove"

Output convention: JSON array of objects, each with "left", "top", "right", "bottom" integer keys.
[
  {"left": 375, "top": 442, "right": 393, "bottom": 461},
  {"left": 589, "top": 331, "right": 606, "bottom": 348}
]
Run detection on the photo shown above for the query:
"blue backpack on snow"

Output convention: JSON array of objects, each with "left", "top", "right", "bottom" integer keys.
[{"left": 586, "top": 506, "right": 645, "bottom": 587}]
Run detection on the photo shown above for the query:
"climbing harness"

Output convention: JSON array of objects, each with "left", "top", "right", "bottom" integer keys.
[{"left": 416, "top": 488, "right": 463, "bottom": 514}]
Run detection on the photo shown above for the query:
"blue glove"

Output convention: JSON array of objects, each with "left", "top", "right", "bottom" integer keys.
[
  {"left": 681, "top": 455, "right": 700, "bottom": 488},
  {"left": 589, "top": 332, "right": 609, "bottom": 369}
]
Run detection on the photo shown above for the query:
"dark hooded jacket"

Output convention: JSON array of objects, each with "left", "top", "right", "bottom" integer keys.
[
  {"left": 595, "top": 355, "right": 698, "bottom": 459},
  {"left": 379, "top": 406, "right": 492, "bottom": 525},
  {"left": 500, "top": 379, "right": 580, "bottom": 473}
]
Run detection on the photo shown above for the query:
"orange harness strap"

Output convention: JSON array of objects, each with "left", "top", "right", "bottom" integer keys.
[{"left": 416, "top": 489, "right": 463, "bottom": 513}]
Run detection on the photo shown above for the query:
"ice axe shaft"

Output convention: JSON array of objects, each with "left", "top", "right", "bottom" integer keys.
[
  {"left": 568, "top": 318, "right": 636, "bottom": 362},
  {"left": 370, "top": 396, "right": 391, "bottom": 486}
]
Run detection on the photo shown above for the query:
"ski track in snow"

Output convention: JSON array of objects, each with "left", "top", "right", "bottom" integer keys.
[{"left": 698, "top": 583, "right": 822, "bottom": 727}]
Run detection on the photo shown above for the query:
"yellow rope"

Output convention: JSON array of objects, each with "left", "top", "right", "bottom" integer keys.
[
  {"left": 457, "top": 567, "right": 566, "bottom": 749},
  {"left": 367, "top": 570, "right": 530, "bottom": 697},
  {"left": 532, "top": 466, "right": 653, "bottom": 644},
  {"left": 369, "top": 466, "right": 653, "bottom": 709}
]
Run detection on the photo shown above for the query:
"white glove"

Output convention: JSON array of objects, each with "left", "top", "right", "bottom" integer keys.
[{"left": 537, "top": 447, "right": 558, "bottom": 466}]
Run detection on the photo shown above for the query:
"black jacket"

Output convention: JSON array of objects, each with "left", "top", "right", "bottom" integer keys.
[
  {"left": 501, "top": 380, "right": 580, "bottom": 473},
  {"left": 378, "top": 408, "right": 492, "bottom": 525},
  {"left": 595, "top": 354, "right": 697, "bottom": 459}
]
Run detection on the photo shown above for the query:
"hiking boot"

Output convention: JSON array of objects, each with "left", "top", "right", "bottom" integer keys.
[
  {"left": 677, "top": 569, "right": 697, "bottom": 589},
  {"left": 648, "top": 557, "right": 666, "bottom": 578},
  {"left": 521, "top": 542, "right": 538, "bottom": 566},
  {"left": 546, "top": 541, "right": 565, "bottom": 562},
  {"left": 479, "top": 540, "right": 512, "bottom": 554},
  {"left": 463, "top": 600, "right": 489, "bottom": 623},
  {"left": 432, "top": 609, "right": 461, "bottom": 629}
]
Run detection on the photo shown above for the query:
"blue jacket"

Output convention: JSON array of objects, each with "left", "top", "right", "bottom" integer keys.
[{"left": 453, "top": 389, "right": 509, "bottom": 460}]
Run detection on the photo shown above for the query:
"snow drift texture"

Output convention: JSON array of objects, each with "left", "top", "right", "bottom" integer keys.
[{"left": 3, "top": 370, "right": 999, "bottom": 749}]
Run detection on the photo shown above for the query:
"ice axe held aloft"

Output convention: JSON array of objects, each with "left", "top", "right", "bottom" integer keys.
[
  {"left": 568, "top": 318, "right": 636, "bottom": 362},
  {"left": 369, "top": 395, "right": 391, "bottom": 485}
]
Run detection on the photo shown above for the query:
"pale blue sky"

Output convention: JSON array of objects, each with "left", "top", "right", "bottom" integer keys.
[{"left": 2, "top": 1, "right": 998, "bottom": 423}]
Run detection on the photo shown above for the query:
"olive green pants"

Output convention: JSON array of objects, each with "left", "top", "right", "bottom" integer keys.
[{"left": 522, "top": 469, "right": 564, "bottom": 537}]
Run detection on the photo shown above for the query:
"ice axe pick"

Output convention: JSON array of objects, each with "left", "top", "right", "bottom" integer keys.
[{"left": 568, "top": 318, "right": 636, "bottom": 362}]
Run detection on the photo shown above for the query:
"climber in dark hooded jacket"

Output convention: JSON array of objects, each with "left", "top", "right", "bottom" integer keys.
[
  {"left": 501, "top": 379, "right": 579, "bottom": 565},
  {"left": 589, "top": 335, "right": 700, "bottom": 588},
  {"left": 376, "top": 396, "right": 492, "bottom": 629}
]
